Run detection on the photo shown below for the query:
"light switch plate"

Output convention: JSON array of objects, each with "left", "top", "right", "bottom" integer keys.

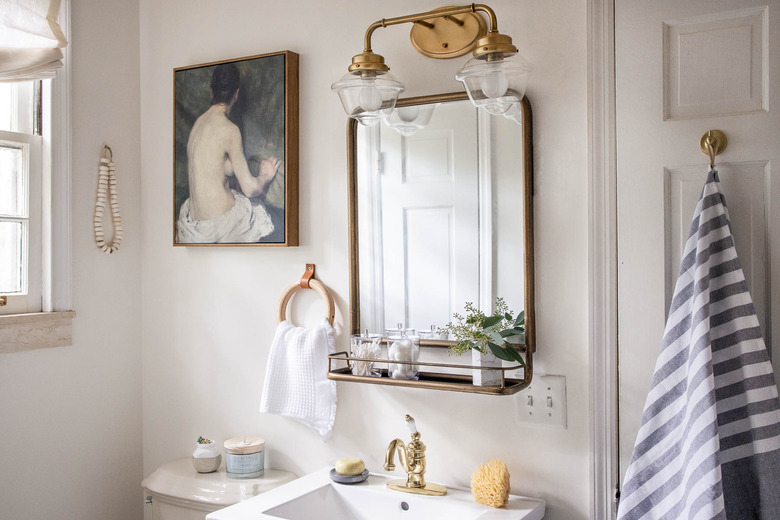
[{"left": 515, "top": 374, "right": 567, "bottom": 428}]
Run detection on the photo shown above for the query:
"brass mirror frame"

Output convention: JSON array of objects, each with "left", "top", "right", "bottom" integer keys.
[{"left": 347, "top": 92, "right": 535, "bottom": 355}]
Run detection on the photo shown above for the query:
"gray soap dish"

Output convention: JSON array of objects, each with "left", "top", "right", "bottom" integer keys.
[{"left": 329, "top": 468, "right": 369, "bottom": 484}]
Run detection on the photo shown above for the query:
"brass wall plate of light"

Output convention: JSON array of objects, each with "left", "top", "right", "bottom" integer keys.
[{"left": 409, "top": 7, "right": 487, "bottom": 59}]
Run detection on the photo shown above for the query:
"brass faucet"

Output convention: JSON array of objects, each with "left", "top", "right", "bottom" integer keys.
[{"left": 383, "top": 414, "right": 446, "bottom": 496}]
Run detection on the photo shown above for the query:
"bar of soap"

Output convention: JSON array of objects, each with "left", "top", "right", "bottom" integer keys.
[{"left": 335, "top": 457, "right": 365, "bottom": 476}]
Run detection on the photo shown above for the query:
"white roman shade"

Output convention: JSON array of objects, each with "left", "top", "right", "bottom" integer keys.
[{"left": 0, "top": 0, "right": 68, "bottom": 82}]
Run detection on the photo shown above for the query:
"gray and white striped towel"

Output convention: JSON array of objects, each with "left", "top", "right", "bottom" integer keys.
[{"left": 617, "top": 169, "right": 780, "bottom": 520}]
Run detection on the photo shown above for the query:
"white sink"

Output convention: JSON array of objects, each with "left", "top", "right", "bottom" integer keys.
[{"left": 206, "top": 467, "right": 545, "bottom": 520}]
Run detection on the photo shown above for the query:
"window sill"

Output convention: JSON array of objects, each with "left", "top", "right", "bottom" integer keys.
[{"left": 0, "top": 311, "right": 76, "bottom": 353}]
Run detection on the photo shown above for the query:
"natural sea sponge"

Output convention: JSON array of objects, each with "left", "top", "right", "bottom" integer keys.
[{"left": 471, "top": 459, "right": 511, "bottom": 508}]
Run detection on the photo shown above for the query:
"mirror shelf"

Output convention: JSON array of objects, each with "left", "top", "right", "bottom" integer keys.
[{"left": 328, "top": 351, "right": 532, "bottom": 395}]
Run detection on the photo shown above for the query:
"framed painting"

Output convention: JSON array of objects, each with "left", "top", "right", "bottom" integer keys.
[{"left": 173, "top": 51, "right": 299, "bottom": 246}]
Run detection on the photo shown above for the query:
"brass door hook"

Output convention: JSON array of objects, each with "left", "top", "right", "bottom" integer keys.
[{"left": 699, "top": 130, "right": 727, "bottom": 169}]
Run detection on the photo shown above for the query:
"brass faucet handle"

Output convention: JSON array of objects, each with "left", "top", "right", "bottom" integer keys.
[{"left": 405, "top": 414, "right": 418, "bottom": 434}]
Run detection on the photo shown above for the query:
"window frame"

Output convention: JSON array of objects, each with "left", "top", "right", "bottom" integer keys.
[
  {"left": 0, "top": 0, "right": 73, "bottom": 351},
  {"left": 0, "top": 129, "right": 43, "bottom": 313}
]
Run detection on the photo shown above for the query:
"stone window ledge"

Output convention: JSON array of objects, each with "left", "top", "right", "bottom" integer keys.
[{"left": 0, "top": 311, "right": 76, "bottom": 353}]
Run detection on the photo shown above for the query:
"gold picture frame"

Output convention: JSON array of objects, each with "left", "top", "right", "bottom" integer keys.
[{"left": 173, "top": 51, "right": 299, "bottom": 246}]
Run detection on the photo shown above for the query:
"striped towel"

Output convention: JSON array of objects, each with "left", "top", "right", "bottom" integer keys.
[{"left": 617, "top": 169, "right": 780, "bottom": 520}]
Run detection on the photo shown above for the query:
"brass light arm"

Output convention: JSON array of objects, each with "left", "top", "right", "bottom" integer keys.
[
  {"left": 474, "top": 4, "right": 500, "bottom": 33},
  {"left": 361, "top": 4, "right": 501, "bottom": 53}
]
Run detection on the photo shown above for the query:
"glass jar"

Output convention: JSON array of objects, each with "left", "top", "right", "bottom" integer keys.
[
  {"left": 418, "top": 325, "right": 443, "bottom": 341},
  {"left": 350, "top": 331, "right": 382, "bottom": 377},
  {"left": 387, "top": 329, "right": 420, "bottom": 380}
]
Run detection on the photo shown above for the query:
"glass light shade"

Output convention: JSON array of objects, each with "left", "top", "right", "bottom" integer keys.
[
  {"left": 455, "top": 53, "right": 533, "bottom": 116},
  {"left": 383, "top": 103, "right": 439, "bottom": 136},
  {"left": 501, "top": 101, "right": 523, "bottom": 125},
  {"left": 331, "top": 72, "right": 405, "bottom": 126}
]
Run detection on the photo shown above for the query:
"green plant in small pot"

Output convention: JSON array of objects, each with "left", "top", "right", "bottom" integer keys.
[{"left": 439, "top": 298, "right": 525, "bottom": 386}]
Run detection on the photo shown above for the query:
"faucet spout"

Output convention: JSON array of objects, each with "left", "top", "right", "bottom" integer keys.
[{"left": 383, "top": 438, "right": 408, "bottom": 472}]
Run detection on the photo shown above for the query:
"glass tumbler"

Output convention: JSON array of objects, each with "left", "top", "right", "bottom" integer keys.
[
  {"left": 349, "top": 332, "right": 382, "bottom": 377},
  {"left": 386, "top": 329, "right": 420, "bottom": 380}
]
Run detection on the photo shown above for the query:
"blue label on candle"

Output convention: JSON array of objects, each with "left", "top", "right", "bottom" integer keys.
[{"left": 226, "top": 450, "right": 264, "bottom": 476}]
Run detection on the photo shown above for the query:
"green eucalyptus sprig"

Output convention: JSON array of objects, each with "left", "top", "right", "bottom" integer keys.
[{"left": 438, "top": 297, "right": 526, "bottom": 366}]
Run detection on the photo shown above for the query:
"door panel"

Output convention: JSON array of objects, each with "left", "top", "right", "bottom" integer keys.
[
  {"left": 380, "top": 102, "right": 479, "bottom": 331},
  {"left": 616, "top": 0, "right": 780, "bottom": 483}
]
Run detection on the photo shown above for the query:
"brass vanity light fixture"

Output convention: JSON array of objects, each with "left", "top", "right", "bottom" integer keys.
[{"left": 331, "top": 4, "right": 533, "bottom": 126}]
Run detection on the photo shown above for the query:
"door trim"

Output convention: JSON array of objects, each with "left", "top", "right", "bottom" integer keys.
[{"left": 588, "top": 0, "right": 619, "bottom": 518}]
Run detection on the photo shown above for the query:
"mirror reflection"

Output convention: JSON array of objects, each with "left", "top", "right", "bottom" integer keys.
[{"left": 350, "top": 93, "right": 532, "bottom": 346}]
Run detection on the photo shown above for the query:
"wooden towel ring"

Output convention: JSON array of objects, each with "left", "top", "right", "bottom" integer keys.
[{"left": 276, "top": 265, "right": 336, "bottom": 326}]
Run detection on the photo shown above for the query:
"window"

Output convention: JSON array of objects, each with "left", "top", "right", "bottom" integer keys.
[
  {"left": 0, "top": 0, "right": 73, "bottom": 350},
  {"left": 0, "top": 81, "right": 43, "bottom": 314}
]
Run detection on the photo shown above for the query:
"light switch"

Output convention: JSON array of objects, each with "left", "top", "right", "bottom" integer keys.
[{"left": 515, "top": 374, "right": 567, "bottom": 428}]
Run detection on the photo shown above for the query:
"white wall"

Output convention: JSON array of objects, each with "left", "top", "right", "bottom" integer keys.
[
  {"left": 140, "top": 1, "right": 589, "bottom": 519},
  {"left": 0, "top": 1, "right": 143, "bottom": 519}
]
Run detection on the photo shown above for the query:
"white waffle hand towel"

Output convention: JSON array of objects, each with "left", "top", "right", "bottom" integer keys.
[{"left": 259, "top": 319, "right": 337, "bottom": 440}]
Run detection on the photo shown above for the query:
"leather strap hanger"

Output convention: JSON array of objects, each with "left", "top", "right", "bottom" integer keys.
[{"left": 277, "top": 264, "right": 336, "bottom": 326}]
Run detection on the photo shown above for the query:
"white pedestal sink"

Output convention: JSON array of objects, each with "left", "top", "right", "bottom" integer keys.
[{"left": 206, "top": 467, "right": 545, "bottom": 520}]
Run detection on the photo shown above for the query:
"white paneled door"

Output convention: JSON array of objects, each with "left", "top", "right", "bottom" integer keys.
[
  {"left": 379, "top": 102, "right": 479, "bottom": 333},
  {"left": 616, "top": 0, "right": 780, "bottom": 487}
]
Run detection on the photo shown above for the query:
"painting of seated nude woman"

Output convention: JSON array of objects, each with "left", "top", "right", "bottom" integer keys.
[{"left": 173, "top": 51, "right": 298, "bottom": 246}]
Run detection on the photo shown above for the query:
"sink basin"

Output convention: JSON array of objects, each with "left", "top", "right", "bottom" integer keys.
[{"left": 206, "top": 467, "right": 545, "bottom": 520}]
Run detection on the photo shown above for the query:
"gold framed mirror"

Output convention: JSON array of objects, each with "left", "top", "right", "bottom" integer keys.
[{"left": 347, "top": 92, "right": 535, "bottom": 355}]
